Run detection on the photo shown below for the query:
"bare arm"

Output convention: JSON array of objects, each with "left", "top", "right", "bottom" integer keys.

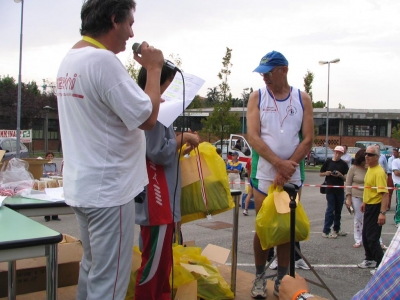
[
  {"left": 134, "top": 42, "right": 164, "bottom": 130},
  {"left": 378, "top": 193, "right": 388, "bottom": 226}
]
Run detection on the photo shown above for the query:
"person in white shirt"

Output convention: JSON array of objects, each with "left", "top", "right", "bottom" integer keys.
[
  {"left": 387, "top": 147, "right": 399, "bottom": 210},
  {"left": 341, "top": 145, "right": 352, "bottom": 169},
  {"left": 56, "top": 1, "right": 164, "bottom": 299}
]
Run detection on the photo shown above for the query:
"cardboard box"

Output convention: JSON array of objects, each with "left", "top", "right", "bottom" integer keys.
[{"left": 0, "top": 234, "right": 82, "bottom": 297}]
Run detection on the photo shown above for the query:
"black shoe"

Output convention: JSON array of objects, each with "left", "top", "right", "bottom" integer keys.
[
  {"left": 52, "top": 217, "right": 61, "bottom": 221},
  {"left": 44, "top": 217, "right": 50, "bottom": 222}
]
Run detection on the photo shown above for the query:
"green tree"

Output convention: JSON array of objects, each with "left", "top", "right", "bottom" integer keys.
[
  {"left": 303, "top": 70, "right": 314, "bottom": 102},
  {"left": 205, "top": 86, "right": 219, "bottom": 107},
  {"left": 200, "top": 47, "right": 240, "bottom": 144},
  {"left": 187, "top": 95, "right": 203, "bottom": 109},
  {"left": 125, "top": 57, "right": 140, "bottom": 81},
  {"left": 217, "top": 47, "right": 232, "bottom": 102},
  {"left": 338, "top": 103, "right": 345, "bottom": 109},
  {"left": 313, "top": 100, "right": 326, "bottom": 108},
  {"left": 392, "top": 124, "right": 400, "bottom": 143},
  {"left": 303, "top": 70, "right": 326, "bottom": 108}
]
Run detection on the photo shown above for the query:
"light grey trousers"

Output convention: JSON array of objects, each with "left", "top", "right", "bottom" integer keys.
[{"left": 72, "top": 199, "right": 135, "bottom": 300}]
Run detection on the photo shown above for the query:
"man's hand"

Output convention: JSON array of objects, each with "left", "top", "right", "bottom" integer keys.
[
  {"left": 275, "top": 160, "right": 298, "bottom": 179},
  {"left": 360, "top": 202, "right": 366, "bottom": 213},
  {"left": 133, "top": 41, "right": 164, "bottom": 71},
  {"left": 378, "top": 213, "right": 386, "bottom": 226},
  {"left": 280, "top": 274, "right": 309, "bottom": 300}
]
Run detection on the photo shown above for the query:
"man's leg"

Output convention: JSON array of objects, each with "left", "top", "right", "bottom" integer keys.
[
  {"left": 361, "top": 205, "right": 375, "bottom": 264},
  {"left": 251, "top": 187, "right": 270, "bottom": 299},
  {"left": 73, "top": 200, "right": 135, "bottom": 300},
  {"left": 395, "top": 184, "right": 400, "bottom": 225},
  {"left": 387, "top": 174, "right": 393, "bottom": 210},
  {"left": 322, "top": 194, "right": 335, "bottom": 234},
  {"left": 333, "top": 193, "right": 345, "bottom": 233},
  {"left": 365, "top": 204, "right": 384, "bottom": 267}
]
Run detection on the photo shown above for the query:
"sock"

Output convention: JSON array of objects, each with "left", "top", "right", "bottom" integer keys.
[
  {"left": 256, "top": 265, "right": 265, "bottom": 275},
  {"left": 276, "top": 266, "right": 288, "bottom": 282}
]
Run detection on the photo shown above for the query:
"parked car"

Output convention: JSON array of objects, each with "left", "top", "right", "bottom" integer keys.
[
  {"left": 306, "top": 147, "right": 334, "bottom": 166},
  {"left": 0, "top": 137, "right": 29, "bottom": 161}
]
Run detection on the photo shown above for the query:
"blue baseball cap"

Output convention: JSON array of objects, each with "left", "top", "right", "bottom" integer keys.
[
  {"left": 232, "top": 151, "right": 239, "bottom": 156},
  {"left": 253, "top": 51, "right": 288, "bottom": 73}
]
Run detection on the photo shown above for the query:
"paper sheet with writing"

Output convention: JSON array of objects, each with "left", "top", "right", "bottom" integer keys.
[{"left": 158, "top": 72, "right": 205, "bottom": 127}]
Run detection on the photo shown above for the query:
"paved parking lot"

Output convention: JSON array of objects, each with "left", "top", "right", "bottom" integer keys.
[{"left": 33, "top": 171, "right": 398, "bottom": 300}]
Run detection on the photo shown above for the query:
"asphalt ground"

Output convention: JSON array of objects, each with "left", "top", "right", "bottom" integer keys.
[{"left": 30, "top": 171, "right": 398, "bottom": 300}]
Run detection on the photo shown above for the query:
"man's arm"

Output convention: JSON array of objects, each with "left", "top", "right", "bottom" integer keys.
[
  {"left": 246, "top": 90, "right": 298, "bottom": 183},
  {"left": 289, "top": 91, "right": 314, "bottom": 164},
  {"left": 134, "top": 42, "right": 164, "bottom": 130}
]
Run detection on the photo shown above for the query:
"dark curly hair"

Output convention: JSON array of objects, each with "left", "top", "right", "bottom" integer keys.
[
  {"left": 137, "top": 65, "right": 177, "bottom": 91},
  {"left": 353, "top": 148, "right": 366, "bottom": 166},
  {"left": 80, "top": 0, "right": 136, "bottom": 37}
]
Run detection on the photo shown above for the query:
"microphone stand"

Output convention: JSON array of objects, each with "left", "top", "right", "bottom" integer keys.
[{"left": 283, "top": 183, "right": 299, "bottom": 277}]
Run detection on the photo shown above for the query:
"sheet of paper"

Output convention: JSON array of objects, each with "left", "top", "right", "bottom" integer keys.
[
  {"left": 0, "top": 150, "right": 5, "bottom": 161},
  {"left": 180, "top": 155, "right": 212, "bottom": 187},
  {"left": 158, "top": 72, "right": 205, "bottom": 127},
  {"left": 180, "top": 263, "right": 209, "bottom": 276},
  {"left": 45, "top": 187, "right": 65, "bottom": 201}
]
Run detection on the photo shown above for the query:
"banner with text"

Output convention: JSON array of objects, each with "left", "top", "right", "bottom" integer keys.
[{"left": 0, "top": 130, "right": 32, "bottom": 143}]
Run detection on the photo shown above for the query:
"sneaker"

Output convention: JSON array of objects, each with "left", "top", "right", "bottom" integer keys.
[
  {"left": 269, "top": 258, "right": 278, "bottom": 270},
  {"left": 273, "top": 279, "right": 281, "bottom": 297},
  {"left": 370, "top": 268, "right": 377, "bottom": 275},
  {"left": 381, "top": 244, "right": 388, "bottom": 251},
  {"left": 295, "top": 258, "right": 311, "bottom": 270},
  {"left": 322, "top": 232, "right": 337, "bottom": 239},
  {"left": 334, "top": 230, "right": 348, "bottom": 236},
  {"left": 251, "top": 273, "right": 267, "bottom": 299},
  {"left": 357, "top": 260, "right": 376, "bottom": 269},
  {"left": 243, "top": 209, "right": 249, "bottom": 216}
]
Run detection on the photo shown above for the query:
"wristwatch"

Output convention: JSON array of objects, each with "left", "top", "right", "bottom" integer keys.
[
  {"left": 297, "top": 292, "right": 315, "bottom": 299},
  {"left": 380, "top": 211, "right": 387, "bottom": 215}
]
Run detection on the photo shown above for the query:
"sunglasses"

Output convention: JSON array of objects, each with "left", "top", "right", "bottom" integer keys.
[
  {"left": 260, "top": 68, "right": 280, "bottom": 78},
  {"left": 365, "top": 152, "right": 378, "bottom": 157}
]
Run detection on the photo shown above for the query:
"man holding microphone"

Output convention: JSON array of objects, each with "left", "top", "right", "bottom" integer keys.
[{"left": 57, "top": 1, "right": 164, "bottom": 299}]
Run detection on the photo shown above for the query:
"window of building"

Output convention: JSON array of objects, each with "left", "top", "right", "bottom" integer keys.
[
  {"left": 314, "top": 118, "right": 339, "bottom": 135},
  {"left": 343, "top": 119, "right": 387, "bottom": 136}
]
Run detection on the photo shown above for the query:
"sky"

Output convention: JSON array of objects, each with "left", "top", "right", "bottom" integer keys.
[{"left": 1, "top": 0, "right": 399, "bottom": 109}]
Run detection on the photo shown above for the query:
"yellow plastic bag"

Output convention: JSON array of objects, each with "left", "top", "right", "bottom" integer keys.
[
  {"left": 256, "top": 185, "right": 310, "bottom": 250},
  {"left": 180, "top": 142, "right": 234, "bottom": 223},
  {"left": 173, "top": 245, "right": 234, "bottom": 300}
]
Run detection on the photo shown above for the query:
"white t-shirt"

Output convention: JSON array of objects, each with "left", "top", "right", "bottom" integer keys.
[
  {"left": 57, "top": 47, "right": 152, "bottom": 208},
  {"left": 392, "top": 158, "right": 400, "bottom": 185}
]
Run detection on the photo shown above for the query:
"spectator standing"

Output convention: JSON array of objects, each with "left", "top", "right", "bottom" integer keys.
[
  {"left": 392, "top": 149, "right": 400, "bottom": 227},
  {"left": 341, "top": 145, "right": 352, "bottom": 168},
  {"left": 357, "top": 146, "right": 388, "bottom": 272},
  {"left": 43, "top": 151, "right": 61, "bottom": 222},
  {"left": 320, "top": 146, "right": 349, "bottom": 238},
  {"left": 387, "top": 147, "right": 399, "bottom": 210},
  {"left": 226, "top": 151, "right": 242, "bottom": 190}
]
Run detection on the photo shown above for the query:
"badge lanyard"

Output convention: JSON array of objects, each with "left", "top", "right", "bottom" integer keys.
[
  {"left": 82, "top": 36, "right": 107, "bottom": 50},
  {"left": 270, "top": 88, "right": 292, "bottom": 134}
]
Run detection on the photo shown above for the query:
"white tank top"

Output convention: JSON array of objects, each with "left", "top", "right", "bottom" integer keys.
[{"left": 252, "top": 86, "right": 304, "bottom": 181}]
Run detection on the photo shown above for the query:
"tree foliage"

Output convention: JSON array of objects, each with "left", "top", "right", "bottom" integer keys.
[
  {"left": 200, "top": 47, "right": 240, "bottom": 143},
  {"left": 303, "top": 69, "right": 326, "bottom": 108},
  {"left": 0, "top": 76, "right": 57, "bottom": 129},
  {"left": 303, "top": 70, "right": 314, "bottom": 102},
  {"left": 392, "top": 124, "right": 400, "bottom": 143}
]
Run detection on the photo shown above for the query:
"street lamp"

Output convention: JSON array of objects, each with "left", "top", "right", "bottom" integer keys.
[
  {"left": 319, "top": 58, "right": 340, "bottom": 160},
  {"left": 14, "top": 0, "right": 24, "bottom": 158},
  {"left": 43, "top": 106, "right": 55, "bottom": 153}
]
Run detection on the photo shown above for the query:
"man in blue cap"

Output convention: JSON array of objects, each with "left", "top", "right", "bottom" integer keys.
[{"left": 246, "top": 51, "right": 314, "bottom": 298}]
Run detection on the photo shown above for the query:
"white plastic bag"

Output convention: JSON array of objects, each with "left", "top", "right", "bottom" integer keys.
[{"left": 0, "top": 158, "right": 34, "bottom": 197}]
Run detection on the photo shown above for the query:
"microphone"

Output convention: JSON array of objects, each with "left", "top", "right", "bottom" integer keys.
[{"left": 132, "top": 42, "right": 180, "bottom": 72}]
